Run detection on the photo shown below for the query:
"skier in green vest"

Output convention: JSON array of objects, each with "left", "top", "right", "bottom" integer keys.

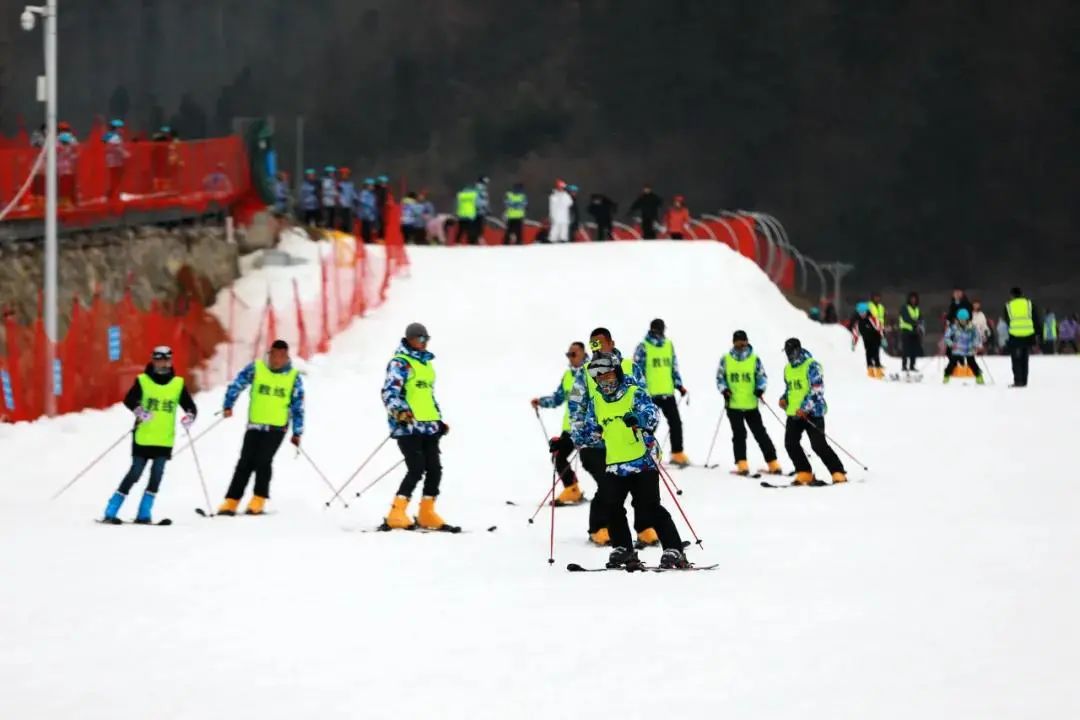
[
  {"left": 503, "top": 182, "right": 528, "bottom": 245},
  {"left": 898, "top": 291, "right": 924, "bottom": 376},
  {"left": 1004, "top": 287, "right": 1040, "bottom": 387},
  {"left": 716, "top": 330, "right": 782, "bottom": 476},
  {"left": 571, "top": 352, "right": 690, "bottom": 569},
  {"left": 454, "top": 184, "right": 480, "bottom": 245},
  {"left": 218, "top": 340, "right": 305, "bottom": 516},
  {"left": 381, "top": 322, "right": 453, "bottom": 530},
  {"left": 633, "top": 318, "right": 690, "bottom": 467},
  {"left": 779, "top": 338, "right": 846, "bottom": 486},
  {"left": 531, "top": 341, "right": 591, "bottom": 505},
  {"left": 101, "top": 346, "right": 198, "bottom": 524}
]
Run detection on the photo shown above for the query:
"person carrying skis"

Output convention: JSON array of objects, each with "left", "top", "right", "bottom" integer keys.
[
  {"left": 381, "top": 323, "right": 453, "bottom": 530},
  {"left": 102, "top": 347, "right": 197, "bottom": 525},
  {"left": 531, "top": 341, "right": 590, "bottom": 506},
  {"left": 572, "top": 353, "right": 690, "bottom": 570},
  {"left": 218, "top": 340, "right": 305, "bottom": 516},
  {"left": 898, "top": 292, "right": 924, "bottom": 375},
  {"left": 850, "top": 301, "right": 885, "bottom": 378},
  {"left": 569, "top": 327, "right": 653, "bottom": 546},
  {"left": 943, "top": 309, "right": 985, "bottom": 384},
  {"left": 716, "top": 330, "right": 781, "bottom": 476},
  {"left": 633, "top": 318, "right": 690, "bottom": 466},
  {"left": 779, "top": 338, "right": 846, "bottom": 485}
]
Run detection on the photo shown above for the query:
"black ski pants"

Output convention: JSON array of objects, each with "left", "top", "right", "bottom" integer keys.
[
  {"left": 226, "top": 428, "right": 287, "bottom": 500},
  {"left": 653, "top": 394, "right": 684, "bottom": 454},
  {"left": 551, "top": 432, "right": 576, "bottom": 488},
  {"left": 784, "top": 416, "right": 844, "bottom": 475},
  {"left": 864, "top": 336, "right": 882, "bottom": 368},
  {"left": 901, "top": 331, "right": 922, "bottom": 371},
  {"left": 118, "top": 456, "right": 167, "bottom": 495},
  {"left": 601, "top": 468, "right": 682, "bottom": 551},
  {"left": 944, "top": 355, "right": 982, "bottom": 378},
  {"left": 727, "top": 408, "right": 776, "bottom": 464},
  {"left": 641, "top": 217, "right": 657, "bottom": 240},
  {"left": 360, "top": 219, "right": 375, "bottom": 244},
  {"left": 504, "top": 219, "right": 524, "bottom": 245},
  {"left": 396, "top": 434, "right": 442, "bottom": 498},
  {"left": 595, "top": 221, "right": 612, "bottom": 241},
  {"left": 1009, "top": 336, "right": 1033, "bottom": 386},
  {"left": 578, "top": 447, "right": 621, "bottom": 534}
]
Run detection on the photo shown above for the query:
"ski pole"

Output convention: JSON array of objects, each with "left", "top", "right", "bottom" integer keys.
[
  {"left": 184, "top": 425, "right": 214, "bottom": 518},
  {"left": 533, "top": 406, "right": 551, "bottom": 444},
  {"left": 298, "top": 446, "right": 347, "bottom": 508},
  {"left": 802, "top": 416, "right": 870, "bottom": 472},
  {"left": 547, "top": 462, "right": 558, "bottom": 565},
  {"left": 982, "top": 357, "right": 996, "bottom": 385},
  {"left": 354, "top": 458, "right": 406, "bottom": 500},
  {"left": 173, "top": 414, "right": 226, "bottom": 459},
  {"left": 658, "top": 463, "right": 703, "bottom": 549},
  {"left": 652, "top": 444, "right": 683, "bottom": 495},
  {"left": 703, "top": 411, "right": 725, "bottom": 469},
  {"left": 527, "top": 450, "right": 579, "bottom": 523},
  {"left": 324, "top": 435, "right": 391, "bottom": 507},
  {"left": 761, "top": 400, "right": 787, "bottom": 429},
  {"left": 51, "top": 429, "right": 132, "bottom": 500}
]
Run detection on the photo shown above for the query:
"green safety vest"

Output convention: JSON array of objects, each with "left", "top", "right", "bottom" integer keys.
[
  {"left": 783, "top": 361, "right": 812, "bottom": 417},
  {"left": 1007, "top": 298, "right": 1035, "bottom": 337},
  {"left": 456, "top": 189, "right": 478, "bottom": 220},
  {"left": 585, "top": 357, "right": 636, "bottom": 398},
  {"left": 249, "top": 360, "right": 299, "bottom": 427},
  {"left": 899, "top": 305, "right": 921, "bottom": 332},
  {"left": 395, "top": 354, "right": 441, "bottom": 422},
  {"left": 594, "top": 386, "right": 646, "bottom": 465},
  {"left": 505, "top": 192, "right": 526, "bottom": 220},
  {"left": 643, "top": 340, "right": 675, "bottom": 396},
  {"left": 1044, "top": 317, "right": 1057, "bottom": 340},
  {"left": 869, "top": 302, "right": 886, "bottom": 325},
  {"left": 560, "top": 369, "right": 575, "bottom": 432},
  {"left": 725, "top": 352, "right": 758, "bottom": 410},
  {"left": 134, "top": 374, "right": 184, "bottom": 448}
]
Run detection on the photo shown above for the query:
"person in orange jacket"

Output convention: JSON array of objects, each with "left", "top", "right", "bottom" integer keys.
[{"left": 665, "top": 195, "right": 690, "bottom": 239}]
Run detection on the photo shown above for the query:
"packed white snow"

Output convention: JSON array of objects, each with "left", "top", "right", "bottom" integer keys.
[{"left": 1, "top": 241, "right": 1077, "bottom": 719}]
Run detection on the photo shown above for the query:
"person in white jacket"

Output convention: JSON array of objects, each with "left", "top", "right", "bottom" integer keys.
[
  {"left": 548, "top": 180, "right": 573, "bottom": 243},
  {"left": 971, "top": 300, "right": 991, "bottom": 352}
]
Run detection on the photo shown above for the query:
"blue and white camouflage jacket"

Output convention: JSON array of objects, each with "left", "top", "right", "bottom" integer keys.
[
  {"left": 571, "top": 380, "right": 660, "bottom": 475},
  {"left": 782, "top": 349, "right": 827, "bottom": 417},
  {"left": 320, "top": 176, "right": 338, "bottom": 207},
  {"left": 381, "top": 341, "right": 442, "bottom": 438},
  {"left": 568, "top": 348, "right": 645, "bottom": 448},
  {"left": 223, "top": 361, "right": 305, "bottom": 435},
  {"left": 538, "top": 365, "right": 585, "bottom": 411},
  {"left": 300, "top": 180, "right": 319, "bottom": 211},
  {"left": 357, "top": 189, "right": 378, "bottom": 221},
  {"left": 632, "top": 333, "right": 684, "bottom": 393},
  {"left": 338, "top": 180, "right": 357, "bottom": 208},
  {"left": 944, "top": 322, "right": 982, "bottom": 357},
  {"left": 716, "top": 344, "right": 768, "bottom": 395}
]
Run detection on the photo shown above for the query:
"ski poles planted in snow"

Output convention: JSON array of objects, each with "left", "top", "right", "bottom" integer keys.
[
  {"left": 324, "top": 435, "right": 391, "bottom": 507},
  {"left": 51, "top": 429, "right": 132, "bottom": 500},
  {"left": 547, "top": 462, "right": 558, "bottom": 565},
  {"left": 354, "top": 458, "right": 406, "bottom": 500},
  {"left": 298, "top": 446, "right": 348, "bottom": 508},
  {"left": 802, "top": 416, "right": 870, "bottom": 472},
  {"left": 527, "top": 450, "right": 578, "bottom": 523},
  {"left": 658, "top": 463, "right": 703, "bottom": 549},
  {"left": 184, "top": 425, "right": 215, "bottom": 518},
  {"left": 703, "top": 411, "right": 726, "bottom": 469}
]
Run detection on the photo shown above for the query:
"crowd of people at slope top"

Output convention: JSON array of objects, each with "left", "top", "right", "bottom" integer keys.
[{"left": 273, "top": 170, "right": 695, "bottom": 246}]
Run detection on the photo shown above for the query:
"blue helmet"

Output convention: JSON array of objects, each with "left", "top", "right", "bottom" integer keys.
[
  {"left": 568, "top": 184, "right": 579, "bottom": 192},
  {"left": 109, "top": 119, "right": 124, "bottom": 129},
  {"left": 856, "top": 301, "right": 869, "bottom": 314},
  {"left": 305, "top": 168, "right": 316, "bottom": 176},
  {"left": 956, "top": 308, "right": 971, "bottom": 321},
  {"left": 363, "top": 177, "right": 374, "bottom": 185},
  {"left": 324, "top": 165, "right": 336, "bottom": 173},
  {"left": 377, "top": 174, "right": 389, "bottom": 183},
  {"left": 58, "top": 131, "right": 75, "bottom": 144}
]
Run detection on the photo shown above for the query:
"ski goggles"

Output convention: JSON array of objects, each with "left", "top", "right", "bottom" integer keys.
[
  {"left": 412, "top": 334, "right": 429, "bottom": 344},
  {"left": 152, "top": 346, "right": 173, "bottom": 361}
]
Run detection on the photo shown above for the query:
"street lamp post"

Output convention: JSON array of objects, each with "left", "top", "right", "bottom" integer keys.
[{"left": 22, "top": 1, "right": 58, "bottom": 416}]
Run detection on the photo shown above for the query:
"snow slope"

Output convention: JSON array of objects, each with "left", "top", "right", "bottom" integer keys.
[{"left": 2, "top": 242, "right": 1078, "bottom": 719}]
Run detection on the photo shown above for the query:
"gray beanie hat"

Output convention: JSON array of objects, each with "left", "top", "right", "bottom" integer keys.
[{"left": 405, "top": 322, "right": 429, "bottom": 339}]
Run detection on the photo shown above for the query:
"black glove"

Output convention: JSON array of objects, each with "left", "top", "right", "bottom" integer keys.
[
  {"left": 548, "top": 436, "right": 560, "bottom": 453},
  {"left": 677, "top": 386, "right": 688, "bottom": 397},
  {"left": 754, "top": 389, "right": 765, "bottom": 398},
  {"left": 438, "top": 421, "right": 450, "bottom": 437},
  {"left": 722, "top": 389, "right": 732, "bottom": 400},
  {"left": 622, "top": 413, "right": 639, "bottom": 428}
]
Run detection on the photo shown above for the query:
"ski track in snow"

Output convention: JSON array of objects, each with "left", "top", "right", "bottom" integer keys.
[{"left": 1, "top": 242, "right": 1077, "bottom": 719}]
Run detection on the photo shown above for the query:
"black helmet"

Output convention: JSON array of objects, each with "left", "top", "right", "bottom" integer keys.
[{"left": 783, "top": 337, "right": 802, "bottom": 362}]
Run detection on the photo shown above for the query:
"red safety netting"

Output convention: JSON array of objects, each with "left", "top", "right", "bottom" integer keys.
[{"left": 0, "top": 132, "right": 249, "bottom": 226}]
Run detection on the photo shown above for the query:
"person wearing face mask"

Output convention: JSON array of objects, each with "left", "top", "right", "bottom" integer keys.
[
  {"left": 381, "top": 323, "right": 453, "bottom": 531},
  {"left": 101, "top": 347, "right": 197, "bottom": 525}
]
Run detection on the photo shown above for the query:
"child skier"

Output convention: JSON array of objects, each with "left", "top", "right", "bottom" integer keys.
[
  {"left": 943, "top": 308, "right": 985, "bottom": 384},
  {"left": 102, "top": 346, "right": 197, "bottom": 524},
  {"left": 850, "top": 301, "right": 885, "bottom": 378}
]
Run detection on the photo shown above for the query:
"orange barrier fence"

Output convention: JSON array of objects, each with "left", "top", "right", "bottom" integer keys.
[{"left": 0, "top": 133, "right": 249, "bottom": 226}]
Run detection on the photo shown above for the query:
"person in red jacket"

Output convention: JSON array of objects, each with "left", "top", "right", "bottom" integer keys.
[{"left": 665, "top": 195, "right": 690, "bottom": 239}]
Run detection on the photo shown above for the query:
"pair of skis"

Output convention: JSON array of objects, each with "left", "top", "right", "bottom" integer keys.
[{"left": 565, "top": 562, "right": 717, "bottom": 573}]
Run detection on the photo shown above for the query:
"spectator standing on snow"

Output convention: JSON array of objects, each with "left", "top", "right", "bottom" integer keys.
[
  {"left": 503, "top": 182, "right": 527, "bottom": 245},
  {"left": 475, "top": 175, "right": 490, "bottom": 236},
  {"left": 1042, "top": 310, "right": 1058, "bottom": 354},
  {"left": 401, "top": 191, "right": 426, "bottom": 244},
  {"left": 1004, "top": 287, "right": 1039, "bottom": 387},
  {"left": 300, "top": 169, "right": 320, "bottom": 226},
  {"left": 588, "top": 192, "right": 617, "bottom": 241},
  {"left": 337, "top": 167, "right": 357, "bottom": 232},
  {"left": 103, "top": 119, "right": 131, "bottom": 201},
  {"left": 273, "top": 171, "right": 291, "bottom": 217},
  {"left": 1058, "top": 314, "right": 1078, "bottom": 354},
  {"left": 567, "top": 184, "right": 581, "bottom": 241},
  {"left": 548, "top": 180, "right": 573, "bottom": 243},
  {"left": 665, "top": 195, "right": 691, "bottom": 239},
  {"left": 970, "top": 300, "right": 991, "bottom": 352},
  {"left": 320, "top": 166, "right": 338, "bottom": 228},
  {"left": 374, "top": 175, "right": 390, "bottom": 236},
  {"left": 357, "top": 178, "right": 378, "bottom": 244},
  {"left": 946, "top": 288, "right": 973, "bottom": 324},
  {"left": 630, "top": 185, "right": 663, "bottom": 239}
]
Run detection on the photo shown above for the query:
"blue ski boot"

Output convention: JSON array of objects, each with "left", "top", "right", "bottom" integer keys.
[
  {"left": 102, "top": 491, "right": 125, "bottom": 524},
  {"left": 134, "top": 491, "right": 156, "bottom": 524}
]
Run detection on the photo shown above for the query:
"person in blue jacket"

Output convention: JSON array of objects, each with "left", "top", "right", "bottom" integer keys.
[
  {"left": 357, "top": 178, "right": 378, "bottom": 244},
  {"left": 300, "top": 169, "right": 320, "bottom": 226},
  {"left": 336, "top": 167, "right": 357, "bottom": 231}
]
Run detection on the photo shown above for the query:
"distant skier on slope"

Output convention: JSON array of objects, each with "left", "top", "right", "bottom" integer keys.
[
  {"left": 531, "top": 341, "right": 591, "bottom": 506},
  {"left": 850, "top": 301, "right": 885, "bottom": 379},
  {"left": 715, "top": 330, "right": 782, "bottom": 476},
  {"left": 898, "top": 291, "right": 924, "bottom": 377},
  {"left": 569, "top": 328, "right": 655, "bottom": 546},
  {"left": 572, "top": 353, "right": 690, "bottom": 570},
  {"left": 218, "top": 340, "right": 305, "bottom": 516},
  {"left": 632, "top": 318, "right": 690, "bottom": 467},
  {"left": 943, "top": 309, "right": 985, "bottom": 385},
  {"left": 779, "top": 338, "right": 846, "bottom": 486},
  {"left": 381, "top": 323, "right": 453, "bottom": 530},
  {"left": 101, "top": 346, "right": 197, "bottom": 525}
]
